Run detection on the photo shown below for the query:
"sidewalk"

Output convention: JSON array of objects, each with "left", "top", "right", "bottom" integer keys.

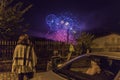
[
  {"left": 0, "top": 72, "right": 43, "bottom": 80},
  {"left": 0, "top": 72, "right": 18, "bottom": 80}
]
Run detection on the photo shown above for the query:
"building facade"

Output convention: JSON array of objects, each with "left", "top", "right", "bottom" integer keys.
[{"left": 91, "top": 33, "right": 120, "bottom": 52}]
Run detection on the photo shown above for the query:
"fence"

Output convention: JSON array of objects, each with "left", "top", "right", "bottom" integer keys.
[
  {"left": 0, "top": 40, "right": 16, "bottom": 60},
  {"left": 0, "top": 39, "right": 69, "bottom": 71}
]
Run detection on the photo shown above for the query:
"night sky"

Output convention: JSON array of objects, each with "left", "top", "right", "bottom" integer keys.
[{"left": 17, "top": 0, "right": 120, "bottom": 37}]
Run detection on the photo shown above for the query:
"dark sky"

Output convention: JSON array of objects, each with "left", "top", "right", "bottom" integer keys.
[{"left": 18, "top": 0, "right": 120, "bottom": 36}]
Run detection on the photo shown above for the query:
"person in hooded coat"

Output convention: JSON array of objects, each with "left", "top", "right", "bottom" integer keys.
[{"left": 11, "top": 34, "right": 37, "bottom": 80}]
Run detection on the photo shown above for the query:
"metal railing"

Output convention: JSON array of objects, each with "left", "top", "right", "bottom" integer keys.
[{"left": 0, "top": 40, "right": 69, "bottom": 71}]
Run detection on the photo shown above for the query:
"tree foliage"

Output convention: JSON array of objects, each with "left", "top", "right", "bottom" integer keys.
[
  {"left": 0, "top": 0, "right": 32, "bottom": 39},
  {"left": 76, "top": 32, "right": 94, "bottom": 55}
]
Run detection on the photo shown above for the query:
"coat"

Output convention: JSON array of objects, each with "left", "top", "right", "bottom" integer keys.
[{"left": 11, "top": 44, "right": 37, "bottom": 74}]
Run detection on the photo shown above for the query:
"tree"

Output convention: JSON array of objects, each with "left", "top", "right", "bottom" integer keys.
[
  {"left": 76, "top": 32, "right": 94, "bottom": 55},
  {"left": 0, "top": 0, "right": 32, "bottom": 39}
]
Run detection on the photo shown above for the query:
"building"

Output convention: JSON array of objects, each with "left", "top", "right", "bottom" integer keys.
[{"left": 91, "top": 33, "right": 120, "bottom": 52}]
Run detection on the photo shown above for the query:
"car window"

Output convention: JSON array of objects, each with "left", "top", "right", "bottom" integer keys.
[
  {"left": 69, "top": 56, "right": 91, "bottom": 73},
  {"left": 114, "top": 70, "right": 120, "bottom": 80},
  {"left": 110, "top": 60, "right": 120, "bottom": 75},
  {"left": 56, "top": 56, "right": 92, "bottom": 80}
]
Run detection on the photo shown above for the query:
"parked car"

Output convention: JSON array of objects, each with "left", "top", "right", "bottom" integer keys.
[{"left": 32, "top": 52, "right": 120, "bottom": 80}]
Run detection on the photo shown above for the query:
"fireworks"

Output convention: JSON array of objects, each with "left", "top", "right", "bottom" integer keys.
[{"left": 46, "top": 12, "right": 80, "bottom": 43}]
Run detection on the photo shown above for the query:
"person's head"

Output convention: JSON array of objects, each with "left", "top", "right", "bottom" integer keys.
[
  {"left": 91, "top": 60, "right": 101, "bottom": 74},
  {"left": 17, "top": 34, "right": 30, "bottom": 45}
]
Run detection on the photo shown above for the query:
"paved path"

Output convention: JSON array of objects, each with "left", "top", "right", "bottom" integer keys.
[
  {"left": 0, "top": 72, "right": 42, "bottom": 80},
  {"left": 0, "top": 72, "right": 18, "bottom": 80}
]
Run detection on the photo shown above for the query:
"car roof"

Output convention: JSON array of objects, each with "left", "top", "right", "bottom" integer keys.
[
  {"left": 59, "top": 52, "right": 120, "bottom": 68},
  {"left": 87, "top": 52, "right": 120, "bottom": 60}
]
